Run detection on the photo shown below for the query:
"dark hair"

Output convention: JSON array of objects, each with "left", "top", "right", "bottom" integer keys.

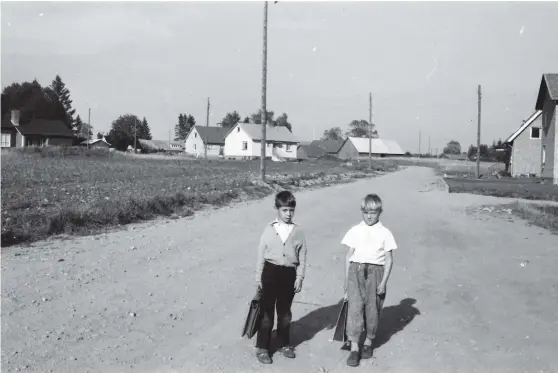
[{"left": 275, "top": 190, "right": 296, "bottom": 208}]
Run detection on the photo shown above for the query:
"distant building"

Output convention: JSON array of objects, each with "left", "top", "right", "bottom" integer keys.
[
  {"left": 536, "top": 73, "right": 558, "bottom": 185},
  {"left": 184, "top": 126, "right": 230, "bottom": 158},
  {"left": 1, "top": 109, "right": 75, "bottom": 148},
  {"left": 297, "top": 141, "right": 328, "bottom": 160},
  {"left": 80, "top": 138, "right": 111, "bottom": 149},
  {"left": 138, "top": 139, "right": 184, "bottom": 153},
  {"left": 503, "top": 110, "right": 542, "bottom": 177},
  {"left": 224, "top": 122, "right": 299, "bottom": 161},
  {"left": 308, "top": 139, "right": 345, "bottom": 157},
  {"left": 337, "top": 137, "right": 405, "bottom": 160}
]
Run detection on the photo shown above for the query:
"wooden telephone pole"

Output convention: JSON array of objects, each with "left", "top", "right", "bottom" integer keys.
[
  {"left": 87, "top": 108, "right": 91, "bottom": 149},
  {"left": 476, "top": 85, "right": 482, "bottom": 179},
  {"left": 134, "top": 117, "right": 137, "bottom": 153},
  {"left": 368, "top": 92, "right": 373, "bottom": 170},
  {"left": 205, "top": 97, "right": 210, "bottom": 159},
  {"left": 418, "top": 129, "right": 421, "bottom": 157},
  {"left": 260, "top": 1, "right": 268, "bottom": 181}
]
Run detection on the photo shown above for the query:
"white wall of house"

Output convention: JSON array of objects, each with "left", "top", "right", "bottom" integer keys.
[
  {"left": 185, "top": 128, "right": 220, "bottom": 157},
  {"left": 224, "top": 124, "right": 298, "bottom": 159},
  {"left": 224, "top": 125, "right": 256, "bottom": 158}
]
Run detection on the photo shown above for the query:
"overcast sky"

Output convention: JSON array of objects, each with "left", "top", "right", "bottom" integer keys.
[{"left": 2, "top": 1, "right": 557, "bottom": 153}]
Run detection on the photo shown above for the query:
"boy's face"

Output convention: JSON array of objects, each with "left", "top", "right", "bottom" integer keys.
[
  {"left": 361, "top": 205, "right": 381, "bottom": 226},
  {"left": 276, "top": 206, "right": 295, "bottom": 224}
]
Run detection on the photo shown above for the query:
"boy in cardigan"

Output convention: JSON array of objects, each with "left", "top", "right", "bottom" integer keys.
[
  {"left": 342, "top": 193, "right": 397, "bottom": 367},
  {"left": 254, "top": 190, "right": 308, "bottom": 364}
]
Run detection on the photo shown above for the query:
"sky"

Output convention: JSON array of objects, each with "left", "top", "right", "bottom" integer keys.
[{"left": 2, "top": 1, "right": 558, "bottom": 153}]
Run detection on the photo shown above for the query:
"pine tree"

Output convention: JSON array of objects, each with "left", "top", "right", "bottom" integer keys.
[
  {"left": 50, "top": 75, "right": 76, "bottom": 131},
  {"left": 174, "top": 114, "right": 189, "bottom": 140},
  {"left": 139, "top": 117, "right": 152, "bottom": 140},
  {"left": 185, "top": 114, "right": 196, "bottom": 135}
]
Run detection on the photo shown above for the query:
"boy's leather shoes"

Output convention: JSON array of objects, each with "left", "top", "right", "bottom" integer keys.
[
  {"left": 279, "top": 346, "right": 296, "bottom": 358},
  {"left": 346, "top": 351, "right": 360, "bottom": 367},
  {"left": 361, "top": 345, "right": 373, "bottom": 359},
  {"left": 256, "top": 349, "right": 272, "bottom": 364}
]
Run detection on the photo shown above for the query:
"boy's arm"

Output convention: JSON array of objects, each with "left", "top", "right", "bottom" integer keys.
[
  {"left": 379, "top": 251, "right": 393, "bottom": 288},
  {"left": 255, "top": 228, "right": 268, "bottom": 285},
  {"left": 295, "top": 232, "right": 308, "bottom": 282},
  {"left": 344, "top": 245, "right": 355, "bottom": 293}
]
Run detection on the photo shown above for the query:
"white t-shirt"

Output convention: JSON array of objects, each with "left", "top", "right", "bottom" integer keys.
[
  {"left": 272, "top": 220, "right": 295, "bottom": 243},
  {"left": 341, "top": 221, "right": 397, "bottom": 265}
]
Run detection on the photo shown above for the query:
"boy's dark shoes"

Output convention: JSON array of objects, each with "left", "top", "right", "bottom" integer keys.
[
  {"left": 256, "top": 349, "right": 272, "bottom": 364},
  {"left": 279, "top": 346, "right": 296, "bottom": 359},
  {"left": 361, "top": 345, "right": 373, "bottom": 359},
  {"left": 346, "top": 351, "right": 360, "bottom": 367}
]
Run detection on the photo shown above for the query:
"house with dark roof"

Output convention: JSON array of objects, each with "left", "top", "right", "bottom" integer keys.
[
  {"left": 1, "top": 109, "right": 75, "bottom": 148},
  {"left": 223, "top": 122, "right": 299, "bottom": 160},
  {"left": 185, "top": 126, "right": 231, "bottom": 157},
  {"left": 503, "top": 110, "right": 543, "bottom": 177},
  {"left": 536, "top": 73, "right": 558, "bottom": 185},
  {"left": 309, "top": 139, "right": 345, "bottom": 156},
  {"left": 297, "top": 141, "right": 327, "bottom": 160}
]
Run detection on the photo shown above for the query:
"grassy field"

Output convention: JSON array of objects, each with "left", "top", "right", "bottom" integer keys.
[
  {"left": 1, "top": 147, "right": 398, "bottom": 247},
  {"left": 444, "top": 177, "right": 558, "bottom": 201}
]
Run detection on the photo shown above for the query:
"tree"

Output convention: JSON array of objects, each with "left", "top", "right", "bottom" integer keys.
[
  {"left": 184, "top": 114, "right": 196, "bottom": 134},
  {"left": 242, "top": 116, "right": 250, "bottom": 123},
  {"left": 96, "top": 132, "right": 104, "bottom": 140},
  {"left": 275, "top": 113, "right": 292, "bottom": 132},
  {"left": 220, "top": 111, "right": 241, "bottom": 128},
  {"left": 346, "top": 119, "right": 378, "bottom": 138},
  {"left": 50, "top": 75, "right": 76, "bottom": 131},
  {"left": 139, "top": 117, "right": 152, "bottom": 140},
  {"left": 322, "top": 127, "right": 344, "bottom": 141},
  {"left": 2, "top": 80, "right": 68, "bottom": 126},
  {"left": 443, "top": 140, "right": 462, "bottom": 155},
  {"left": 250, "top": 109, "right": 275, "bottom": 125},
  {"left": 75, "top": 115, "right": 92, "bottom": 141},
  {"left": 106, "top": 114, "right": 150, "bottom": 150},
  {"left": 174, "top": 114, "right": 188, "bottom": 140}
]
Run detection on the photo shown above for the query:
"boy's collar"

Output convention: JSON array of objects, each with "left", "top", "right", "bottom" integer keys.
[
  {"left": 270, "top": 219, "right": 297, "bottom": 226},
  {"left": 359, "top": 220, "right": 382, "bottom": 227}
]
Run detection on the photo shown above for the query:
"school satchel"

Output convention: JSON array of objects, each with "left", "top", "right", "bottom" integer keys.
[
  {"left": 241, "top": 288, "right": 262, "bottom": 339},
  {"left": 333, "top": 298, "right": 349, "bottom": 344}
]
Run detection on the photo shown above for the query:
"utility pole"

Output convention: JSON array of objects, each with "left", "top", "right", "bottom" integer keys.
[
  {"left": 260, "top": 1, "right": 268, "bottom": 181},
  {"left": 418, "top": 129, "right": 421, "bottom": 157},
  {"left": 205, "top": 97, "right": 210, "bottom": 159},
  {"left": 428, "top": 135, "right": 432, "bottom": 157},
  {"left": 134, "top": 118, "right": 137, "bottom": 154},
  {"left": 87, "top": 108, "right": 91, "bottom": 149},
  {"left": 368, "top": 92, "right": 373, "bottom": 170},
  {"left": 476, "top": 84, "right": 482, "bottom": 179}
]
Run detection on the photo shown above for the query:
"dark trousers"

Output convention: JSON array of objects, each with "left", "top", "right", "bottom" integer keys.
[{"left": 256, "top": 261, "right": 296, "bottom": 350}]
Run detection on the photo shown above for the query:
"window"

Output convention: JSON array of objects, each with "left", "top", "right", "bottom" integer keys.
[
  {"left": 194, "top": 133, "right": 197, "bottom": 138},
  {"left": 542, "top": 145, "right": 546, "bottom": 165},
  {"left": 1, "top": 133, "right": 11, "bottom": 147},
  {"left": 237, "top": 127, "right": 240, "bottom": 132},
  {"left": 530, "top": 127, "right": 541, "bottom": 139},
  {"left": 194, "top": 144, "right": 197, "bottom": 150},
  {"left": 286, "top": 144, "right": 292, "bottom": 152},
  {"left": 242, "top": 141, "right": 248, "bottom": 150}
]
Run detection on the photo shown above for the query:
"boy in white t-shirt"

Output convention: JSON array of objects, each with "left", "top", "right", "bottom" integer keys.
[{"left": 341, "top": 193, "right": 397, "bottom": 367}]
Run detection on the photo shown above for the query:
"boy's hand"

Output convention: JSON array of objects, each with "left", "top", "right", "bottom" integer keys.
[
  {"left": 294, "top": 278, "right": 303, "bottom": 293},
  {"left": 377, "top": 282, "right": 386, "bottom": 295}
]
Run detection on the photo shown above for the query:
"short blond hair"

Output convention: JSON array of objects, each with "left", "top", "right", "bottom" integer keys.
[{"left": 361, "top": 194, "right": 383, "bottom": 212}]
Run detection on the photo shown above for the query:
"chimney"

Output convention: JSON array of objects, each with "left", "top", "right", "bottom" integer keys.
[{"left": 11, "top": 109, "right": 20, "bottom": 126}]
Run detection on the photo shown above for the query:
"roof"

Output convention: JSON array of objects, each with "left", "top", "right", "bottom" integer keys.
[
  {"left": 310, "top": 139, "right": 345, "bottom": 153},
  {"left": 236, "top": 122, "right": 299, "bottom": 143},
  {"left": 348, "top": 137, "right": 405, "bottom": 155},
  {"left": 535, "top": 73, "right": 558, "bottom": 110},
  {"left": 1, "top": 115, "right": 75, "bottom": 138},
  {"left": 297, "top": 143, "right": 328, "bottom": 158},
  {"left": 192, "top": 126, "right": 230, "bottom": 145},
  {"left": 80, "top": 138, "right": 111, "bottom": 146},
  {"left": 138, "top": 139, "right": 184, "bottom": 151},
  {"left": 504, "top": 110, "right": 542, "bottom": 144}
]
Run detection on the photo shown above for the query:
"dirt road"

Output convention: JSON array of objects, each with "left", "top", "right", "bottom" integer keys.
[{"left": 2, "top": 167, "right": 558, "bottom": 373}]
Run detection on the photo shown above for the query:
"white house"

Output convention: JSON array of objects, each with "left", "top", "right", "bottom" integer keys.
[
  {"left": 224, "top": 122, "right": 299, "bottom": 161},
  {"left": 185, "top": 126, "right": 230, "bottom": 158}
]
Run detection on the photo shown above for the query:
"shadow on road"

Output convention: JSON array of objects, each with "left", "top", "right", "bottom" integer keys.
[
  {"left": 287, "top": 297, "right": 420, "bottom": 350},
  {"left": 373, "top": 298, "right": 421, "bottom": 349}
]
